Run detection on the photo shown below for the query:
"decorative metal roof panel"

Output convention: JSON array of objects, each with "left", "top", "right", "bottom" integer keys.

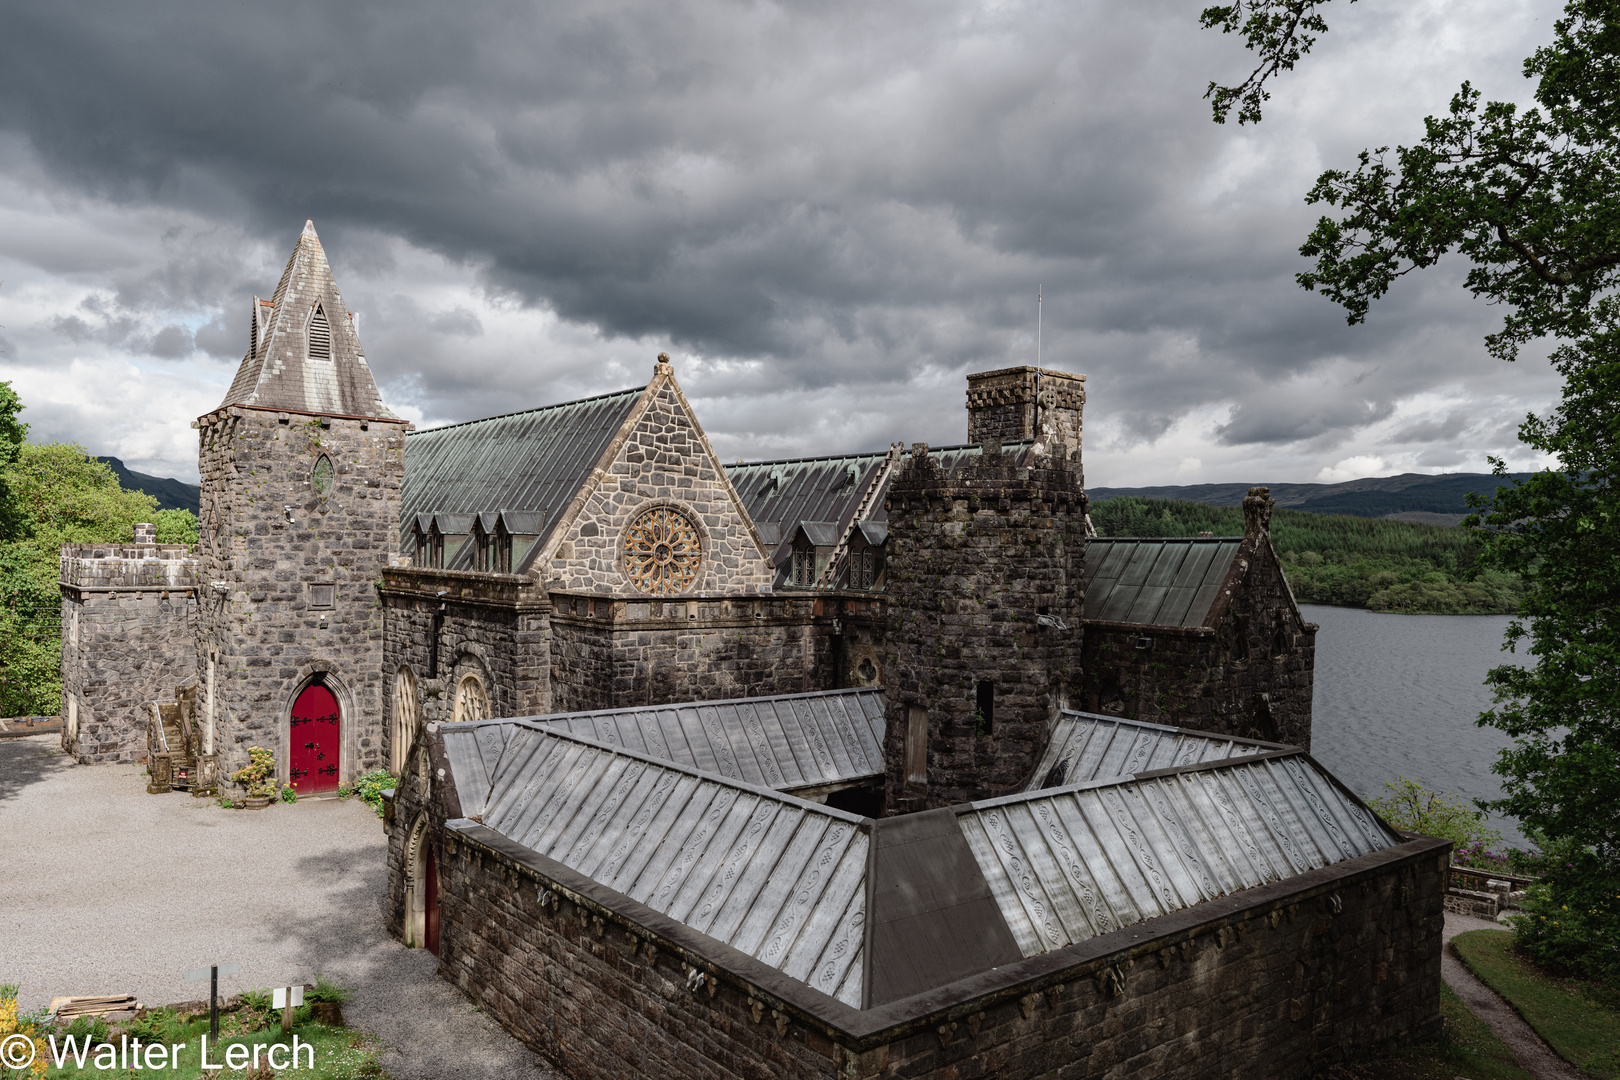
[
  {"left": 958, "top": 753, "right": 1399, "bottom": 957},
  {"left": 1025, "top": 711, "right": 1282, "bottom": 791},
  {"left": 459, "top": 723, "right": 871, "bottom": 1007},
  {"left": 400, "top": 386, "right": 645, "bottom": 552},
  {"left": 535, "top": 688, "right": 886, "bottom": 793},
  {"left": 726, "top": 442, "right": 1033, "bottom": 536},
  {"left": 1084, "top": 538, "right": 1241, "bottom": 626}
]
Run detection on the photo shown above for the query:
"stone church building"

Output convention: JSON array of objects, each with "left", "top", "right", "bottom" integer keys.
[
  {"left": 57, "top": 224, "right": 1446, "bottom": 1080},
  {"left": 60, "top": 221, "right": 1317, "bottom": 799}
]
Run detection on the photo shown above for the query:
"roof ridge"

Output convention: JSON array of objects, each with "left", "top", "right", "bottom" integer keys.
[
  {"left": 407, "top": 385, "right": 647, "bottom": 437},
  {"left": 727, "top": 439, "right": 1037, "bottom": 470}
]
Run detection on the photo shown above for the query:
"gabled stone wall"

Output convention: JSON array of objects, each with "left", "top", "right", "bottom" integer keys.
[
  {"left": 881, "top": 445, "right": 1087, "bottom": 812},
  {"left": 1081, "top": 495, "right": 1317, "bottom": 749},
  {"left": 538, "top": 363, "right": 772, "bottom": 597},
  {"left": 195, "top": 405, "right": 405, "bottom": 782},
  {"left": 59, "top": 541, "right": 197, "bottom": 763}
]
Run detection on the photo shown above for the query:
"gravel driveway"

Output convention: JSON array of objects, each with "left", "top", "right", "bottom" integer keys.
[{"left": 0, "top": 734, "right": 559, "bottom": 1080}]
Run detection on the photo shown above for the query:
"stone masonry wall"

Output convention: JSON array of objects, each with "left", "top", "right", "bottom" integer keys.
[
  {"left": 965, "top": 366, "right": 1086, "bottom": 454},
  {"left": 195, "top": 405, "right": 405, "bottom": 783},
  {"left": 1082, "top": 533, "right": 1317, "bottom": 750},
  {"left": 547, "top": 593, "right": 848, "bottom": 712},
  {"left": 59, "top": 542, "right": 197, "bottom": 764},
  {"left": 881, "top": 445, "right": 1087, "bottom": 813},
  {"left": 539, "top": 366, "right": 772, "bottom": 597},
  {"left": 379, "top": 569, "right": 550, "bottom": 762},
  {"left": 387, "top": 736, "right": 1447, "bottom": 1080}
]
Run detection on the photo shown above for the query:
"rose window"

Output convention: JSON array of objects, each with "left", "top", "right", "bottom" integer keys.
[{"left": 624, "top": 506, "right": 701, "bottom": 594}]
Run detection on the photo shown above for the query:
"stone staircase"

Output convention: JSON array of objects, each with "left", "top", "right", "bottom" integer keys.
[{"left": 146, "top": 678, "right": 218, "bottom": 795}]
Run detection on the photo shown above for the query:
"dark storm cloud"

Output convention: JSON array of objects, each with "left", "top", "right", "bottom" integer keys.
[{"left": 0, "top": 0, "right": 1563, "bottom": 465}]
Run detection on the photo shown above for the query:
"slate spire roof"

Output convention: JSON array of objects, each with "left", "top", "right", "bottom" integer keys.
[{"left": 218, "top": 220, "right": 396, "bottom": 419}]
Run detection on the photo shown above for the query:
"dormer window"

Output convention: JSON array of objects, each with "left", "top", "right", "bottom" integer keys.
[
  {"left": 791, "top": 543, "right": 816, "bottom": 587},
  {"left": 423, "top": 523, "right": 444, "bottom": 568},
  {"left": 308, "top": 303, "right": 332, "bottom": 361},
  {"left": 849, "top": 548, "right": 877, "bottom": 590}
]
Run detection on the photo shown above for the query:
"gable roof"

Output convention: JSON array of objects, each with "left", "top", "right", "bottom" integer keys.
[
  {"left": 958, "top": 751, "right": 1398, "bottom": 958},
  {"left": 219, "top": 220, "right": 395, "bottom": 419},
  {"left": 533, "top": 688, "right": 886, "bottom": 795},
  {"left": 1084, "top": 537, "right": 1242, "bottom": 626},
  {"left": 444, "top": 721, "right": 872, "bottom": 1007},
  {"left": 1024, "top": 710, "right": 1287, "bottom": 791},
  {"left": 436, "top": 717, "right": 1397, "bottom": 1010},
  {"left": 401, "top": 387, "right": 645, "bottom": 551}
]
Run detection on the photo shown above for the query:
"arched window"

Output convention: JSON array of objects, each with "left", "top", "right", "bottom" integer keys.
[
  {"left": 452, "top": 673, "right": 488, "bottom": 724},
  {"left": 312, "top": 454, "right": 334, "bottom": 497},
  {"left": 307, "top": 304, "right": 332, "bottom": 361},
  {"left": 391, "top": 667, "right": 420, "bottom": 775}
]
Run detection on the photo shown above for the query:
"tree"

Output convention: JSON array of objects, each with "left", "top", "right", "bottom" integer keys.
[
  {"left": 0, "top": 431, "right": 200, "bottom": 716},
  {"left": 0, "top": 380, "right": 28, "bottom": 540},
  {"left": 1206, "top": 0, "right": 1620, "bottom": 980}
]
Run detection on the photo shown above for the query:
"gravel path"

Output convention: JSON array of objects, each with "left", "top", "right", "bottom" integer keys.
[
  {"left": 1441, "top": 911, "right": 1579, "bottom": 1080},
  {"left": 0, "top": 734, "right": 560, "bottom": 1080}
]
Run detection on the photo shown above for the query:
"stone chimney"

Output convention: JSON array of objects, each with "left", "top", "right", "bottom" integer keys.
[
  {"left": 965, "top": 366, "right": 1085, "bottom": 457},
  {"left": 1242, "top": 487, "right": 1275, "bottom": 537},
  {"left": 132, "top": 522, "right": 156, "bottom": 545}
]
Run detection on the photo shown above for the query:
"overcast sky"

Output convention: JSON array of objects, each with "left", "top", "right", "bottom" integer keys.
[{"left": 0, "top": 0, "right": 1567, "bottom": 486}]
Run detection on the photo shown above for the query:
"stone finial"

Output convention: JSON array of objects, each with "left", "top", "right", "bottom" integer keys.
[
  {"left": 655, "top": 352, "right": 673, "bottom": 374},
  {"left": 1242, "top": 487, "right": 1274, "bottom": 537},
  {"left": 133, "top": 522, "right": 156, "bottom": 545},
  {"left": 302, "top": 218, "right": 317, "bottom": 237}
]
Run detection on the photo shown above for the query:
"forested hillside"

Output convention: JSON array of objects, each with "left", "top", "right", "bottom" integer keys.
[{"left": 1089, "top": 497, "right": 1522, "bottom": 615}]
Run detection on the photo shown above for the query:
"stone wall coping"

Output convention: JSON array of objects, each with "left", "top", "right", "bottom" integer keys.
[
  {"left": 442, "top": 817, "right": 1449, "bottom": 1051},
  {"left": 60, "top": 583, "right": 197, "bottom": 595},
  {"left": 966, "top": 365, "right": 1087, "bottom": 383},
  {"left": 380, "top": 566, "right": 547, "bottom": 609},
  {"left": 196, "top": 403, "right": 408, "bottom": 427},
  {"left": 1081, "top": 618, "right": 1217, "bottom": 638}
]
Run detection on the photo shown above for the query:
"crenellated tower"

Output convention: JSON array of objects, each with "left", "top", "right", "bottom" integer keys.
[{"left": 880, "top": 439, "right": 1088, "bottom": 813}]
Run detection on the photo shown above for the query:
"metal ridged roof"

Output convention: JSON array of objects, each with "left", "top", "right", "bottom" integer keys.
[
  {"left": 1084, "top": 538, "right": 1241, "bottom": 626},
  {"left": 448, "top": 723, "right": 870, "bottom": 1007},
  {"left": 725, "top": 442, "right": 1032, "bottom": 536},
  {"left": 400, "top": 386, "right": 645, "bottom": 552},
  {"left": 1025, "top": 711, "right": 1281, "bottom": 791},
  {"left": 958, "top": 753, "right": 1398, "bottom": 958},
  {"left": 534, "top": 688, "right": 886, "bottom": 794}
]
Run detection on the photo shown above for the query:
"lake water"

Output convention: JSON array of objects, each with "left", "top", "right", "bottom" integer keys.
[{"left": 1303, "top": 604, "right": 1530, "bottom": 849}]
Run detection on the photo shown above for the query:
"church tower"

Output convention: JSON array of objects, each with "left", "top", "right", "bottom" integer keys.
[
  {"left": 194, "top": 221, "right": 407, "bottom": 793},
  {"left": 880, "top": 436, "right": 1088, "bottom": 814}
]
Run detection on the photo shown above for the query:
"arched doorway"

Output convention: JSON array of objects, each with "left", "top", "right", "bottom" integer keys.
[
  {"left": 290, "top": 683, "right": 341, "bottom": 794},
  {"left": 424, "top": 847, "right": 440, "bottom": 955},
  {"left": 390, "top": 668, "right": 419, "bottom": 775}
]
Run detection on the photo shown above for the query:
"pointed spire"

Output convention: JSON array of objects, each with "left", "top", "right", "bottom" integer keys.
[{"left": 216, "top": 222, "right": 395, "bottom": 419}]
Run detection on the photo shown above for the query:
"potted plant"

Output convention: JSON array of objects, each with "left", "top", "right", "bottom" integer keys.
[{"left": 232, "top": 747, "right": 278, "bottom": 809}]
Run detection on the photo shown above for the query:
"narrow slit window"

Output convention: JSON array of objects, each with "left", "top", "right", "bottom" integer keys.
[
  {"left": 308, "top": 304, "right": 332, "bottom": 360},
  {"left": 312, "top": 454, "right": 334, "bottom": 497},
  {"left": 974, "top": 681, "right": 995, "bottom": 735}
]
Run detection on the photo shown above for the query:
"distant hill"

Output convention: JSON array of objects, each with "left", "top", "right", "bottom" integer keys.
[
  {"left": 98, "top": 456, "right": 201, "bottom": 514},
  {"left": 1088, "top": 472, "right": 1534, "bottom": 524}
]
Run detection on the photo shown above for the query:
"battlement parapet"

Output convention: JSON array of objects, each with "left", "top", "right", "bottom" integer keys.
[{"left": 60, "top": 543, "right": 198, "bottom": 592}]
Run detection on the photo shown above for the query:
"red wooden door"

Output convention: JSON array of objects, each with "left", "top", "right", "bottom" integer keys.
[
  {"left": 289, "top": 684, "right": 341, "bottom": 794},
  {"left": 424, "top": 848, "right": 440, "bottom": 955}
]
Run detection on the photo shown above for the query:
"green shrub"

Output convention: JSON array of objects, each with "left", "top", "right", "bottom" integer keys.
[
  {"left": 125, "top": 1007, "right": 178, "bottom": 1043},
  {"left": 305, "top": 974, "right": 354, "bottom": 1004},
  {"left": 1511, "top": 844, "right": 1620, "bottom": 989},
  {"left": 339, "top": 769, "right": 394, "bottom": 817},
  {"left": 62, "top": 1013, "right": 110, "bottom": 1046},
  {"left": 280, "top": 785, "right": 297, "bottom": 804},
  {"left": 1368, "top": 776, "right": 1504, "bottom": 850}
]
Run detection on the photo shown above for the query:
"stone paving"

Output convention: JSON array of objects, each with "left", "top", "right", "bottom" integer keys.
[{"left": 0, "top": 734, "right": 559, "bottom": 1080}]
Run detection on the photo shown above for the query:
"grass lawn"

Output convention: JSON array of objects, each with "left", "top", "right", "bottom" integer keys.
[
  {"left": 1453, "top": 928, "right": 1620, "bottom": 1079},
  {"left": 34, "top": 1011, "right": 386, "bottom": 1079},
  {"left": 1325, "top": 980, "right": 1535, "bottom": 1080}
]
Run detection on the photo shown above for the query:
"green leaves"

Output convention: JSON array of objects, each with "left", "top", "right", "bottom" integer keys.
[{"left": 1200, "top": 0, "right": 1346, "bottom": 125}]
